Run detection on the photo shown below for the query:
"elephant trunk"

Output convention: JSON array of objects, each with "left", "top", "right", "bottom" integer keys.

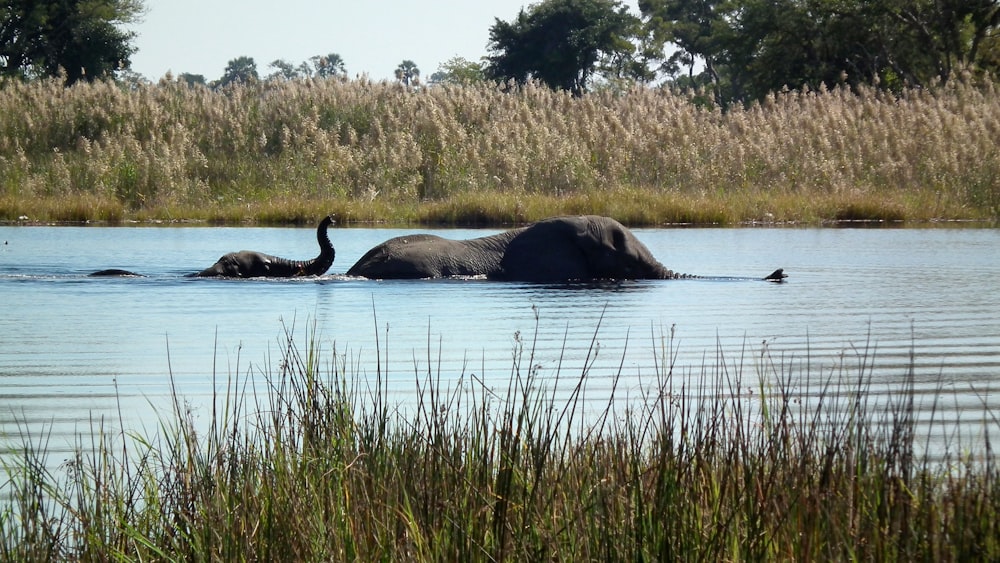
[
  {"left": 659, "top": 267, "right": 681, "bottom": 279},
  {"left": 299, "top": 215, "right": 335, "bottom": 276},
  {"left": 640, "top": 258, "right": 683, "bottom": 280}
]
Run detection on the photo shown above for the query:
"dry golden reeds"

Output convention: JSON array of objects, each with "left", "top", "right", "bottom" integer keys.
[{"left": 0, "top": 76, "right": 997, "bottom": 224}]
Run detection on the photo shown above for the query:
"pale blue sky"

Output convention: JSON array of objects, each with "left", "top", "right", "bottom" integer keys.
[{"left": 127, "top": 1, "right": 641, "bottom": 82}]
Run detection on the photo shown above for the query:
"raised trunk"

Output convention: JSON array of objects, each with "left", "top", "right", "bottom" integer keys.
[{"left": 299, "top": 215, "right": 335, "bottom": 276}]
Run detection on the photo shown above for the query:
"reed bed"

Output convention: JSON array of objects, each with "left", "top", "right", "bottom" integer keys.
[
  {"left": 2, "top": 322, "right": 998, "bottom": 561},
  {"left": 0, "top": 76, "right": 997, "bottom": 225}
]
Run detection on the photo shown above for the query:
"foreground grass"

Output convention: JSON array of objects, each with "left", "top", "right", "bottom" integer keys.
[
  {"left": 1, "top": 76, "right": 997, "bottom": 225},
  {"left": 2, "top": 323, "right": 998, "bottom": 561}
]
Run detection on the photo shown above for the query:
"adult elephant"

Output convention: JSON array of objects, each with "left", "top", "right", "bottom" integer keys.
[
  {"left": 89, "top": 215, "right": 336, "bottom": 278},
  {"left": 193, "top": 215, "right": 335, "bottom": 277},
  {"left": 346, "top": 215, "right": 786, "bottom": 283}
]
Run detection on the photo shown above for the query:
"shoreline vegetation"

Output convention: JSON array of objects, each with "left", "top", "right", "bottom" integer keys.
[
  {"left": 2, "top": 323, "right": 998, "bottom": 560},
  {"left": 1, "top": 76, "right": 998, "bottom": 227}
]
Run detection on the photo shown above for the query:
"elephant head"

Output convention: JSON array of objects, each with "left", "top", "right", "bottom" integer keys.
[
  {"left": 194, "top": 215, "right": 335, "bottom": 278},
  {"left": 499, "top": 215, "right": 679, "bottom": 282}
]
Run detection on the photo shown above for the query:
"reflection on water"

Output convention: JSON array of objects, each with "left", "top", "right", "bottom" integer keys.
[{"left": 1, "top": 225, "right": 998, "bottom": 465}]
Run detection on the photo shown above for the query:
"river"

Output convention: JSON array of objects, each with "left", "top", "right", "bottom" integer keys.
[{"left": 1, "top": 223, "right": 998, "bottom": 463}]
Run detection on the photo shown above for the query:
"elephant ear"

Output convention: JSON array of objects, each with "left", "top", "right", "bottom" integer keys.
[
  {"left": 501, "top": 217, "right": 593, "bottom": 282},
  {"left": 575, "top": 219, "right": 631, "bottom": 276}
]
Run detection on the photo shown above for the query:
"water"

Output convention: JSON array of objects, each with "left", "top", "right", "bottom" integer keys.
[{"left": 1, "top": 224, "right": 999, "bottom": 462}]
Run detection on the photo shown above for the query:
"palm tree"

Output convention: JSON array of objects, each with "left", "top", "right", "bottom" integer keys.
[
  {"left": 394, "top": 60, "right": 420, "bottom": 86},
  {"left": 310, "top": 53, "right": 347, "bottom": 78}
]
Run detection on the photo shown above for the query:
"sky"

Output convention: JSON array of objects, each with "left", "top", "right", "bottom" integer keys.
[{"left": 126, "top": 0, "right": 641, "bottom": 83}]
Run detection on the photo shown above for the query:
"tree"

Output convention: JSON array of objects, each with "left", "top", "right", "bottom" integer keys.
[
  {"left": 267, "top": 58, "right": 299, "bottom": 81},
  {"left": 642, "top": 0, "right": 1000, "bottom": 104},
  {"left": 715, "top": 0, "right": 835, "bottom": 101},
  {"left": 725, "top": 0, "right": 1000, "bottom": 98},
  {"left": 310, "top": 53, "right": 346, "bottom": 78},
  {"left": 265, "top": 54, "right": 346, "bottom": 81},
  {"left": 485, "top": 0, "right": 641, "bottom": 95},
  {"left": 640, "top": 0, "right": 726, "bottom": 83},
  {"left": 429, "top": 56, "right": 485, "bottom": 85},
  {"left": 177, "top": 72, "right": 206, "bottom": 86},
  {"left": 394, "top": 59, "right": 420, "bottom": 86},
  {"left": 0, "top": 0, "right": 143, "bottom": 84},
  {"left": 877, "top": 0, "right": 1000, "bottom": 84},
  {"left": 216, "top": 56, "right": 258, "bottom": 88}
]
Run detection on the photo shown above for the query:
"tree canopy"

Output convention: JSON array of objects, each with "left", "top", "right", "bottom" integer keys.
[
  {"left": 486, "top": 0, "right": 641, "bottom": 95},
  {"left": 643, "top": 0, "right": 1000, "bottom": 103},
  {"left": 0, "top": 0, "right": 142, "bottom": 84},
  {"left": 429, "top": 56, "right": 485, "bottom": 85},
  {"left": 4, "top": 0, "right": 997, "bottom": 104},
  {"left": 216, "top": 56, "right": 258, "bottom": 88},
  {"left": 266, "top": 53, "right": 347, "bottom": 81},
  {"left": 395, "top": 59, "right": 420, "bottom": 86},
  {"left": 311, "top": 53, "right": 346, "bottom": 78}
]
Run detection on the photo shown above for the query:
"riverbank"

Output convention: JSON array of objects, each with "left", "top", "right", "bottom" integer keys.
[
  {"left": 2, "top": 326, "right": 997, "bottom": 560},
  {"left": 1, "top": 77, "right": 997, "bottom": 226}
]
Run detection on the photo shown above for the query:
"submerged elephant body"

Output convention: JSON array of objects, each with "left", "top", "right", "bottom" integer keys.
[
  {"left": 346, "top": 215, "right": 783, "bottom": 283},
  {"left": 345, "top": 230, "right": 520, "bottom": 279},
  {"left": 88, "top": 268, "right": 144, "bottom": 277}
]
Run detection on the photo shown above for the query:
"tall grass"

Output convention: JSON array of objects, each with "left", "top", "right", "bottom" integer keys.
[
  {"left": 0, "top": 76, "right": 997, "bottom": 224},
  {"left": 2, "top": 321, "right": 998, "bottom": 560}
]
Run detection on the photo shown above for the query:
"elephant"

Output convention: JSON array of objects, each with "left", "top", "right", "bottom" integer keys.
[
  {"left": 88, "top": 215, "right": 335, "bottom": 278},
  {"left": 346, "top": 214, "right": 787, "bottom": 283},
  {"left": 192, "top": 215, "right": 335, "bottom": 277}
]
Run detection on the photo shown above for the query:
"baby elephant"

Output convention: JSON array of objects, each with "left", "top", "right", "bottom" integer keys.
[
  {"left": 89, "top": 215, "right": 335, "bottom": 278},
  {"left": 193, "top": 215, "right": 335, "bottom": 277}
]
